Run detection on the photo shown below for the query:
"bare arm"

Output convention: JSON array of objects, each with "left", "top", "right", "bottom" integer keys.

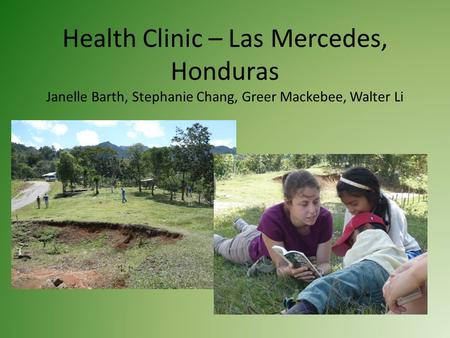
[
  {"left": 383, "top": 252, "right": 427, "bottom": 313},
  {"left": 315, "top": 239, "right": 332, "bottom": 275},
  {"left": 261, "top": 233, "right": 312, "bottom": 281},
  {"left": 261, "top": 233, "right": 284, "bottom": 267},
  {"left": 261, "top": 233, "right": 326, "bottom": 282},
  {"left": 262, "top": 234, "right": 307, "bottom": 278}
]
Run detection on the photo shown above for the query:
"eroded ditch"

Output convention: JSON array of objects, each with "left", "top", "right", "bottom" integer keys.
[
  {"left": 273, "top": 173, "right": 339, "bottom": 187},
  {"left": 11, "top": 220, "right": 183, "bottom": 289}
]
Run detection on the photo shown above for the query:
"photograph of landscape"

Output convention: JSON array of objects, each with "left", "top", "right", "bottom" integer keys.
[{"left": 11, "top": 120, "right": 236, "bottom": 289}]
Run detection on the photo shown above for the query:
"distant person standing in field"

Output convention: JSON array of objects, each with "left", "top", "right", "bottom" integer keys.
[
  {"left": 121, "top": 187, "right": 127, "bottom": 203},
  {"left": 36, "top": 195, "right": 41, "bottom": 209},
  {"left": 43, "top": 193, "right": 49, "bottom": 208}
]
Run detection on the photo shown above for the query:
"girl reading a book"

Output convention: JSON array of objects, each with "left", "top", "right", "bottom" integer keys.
[
  {"left": 214, "top": 170, "right": 333, "bottom": 282},
  {"left": 337, "top": 167, "right": 422, "bottom": 259}
]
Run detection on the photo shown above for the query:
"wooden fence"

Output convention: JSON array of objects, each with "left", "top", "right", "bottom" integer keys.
[{"left": 389, "top": 190, "right": 428, "bottom": 208}]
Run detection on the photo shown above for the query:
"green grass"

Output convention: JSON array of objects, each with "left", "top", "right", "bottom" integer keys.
[
  {"left": 13, "top": 183, "right": 212, "bottom": 232},
  {"left": 214, "top": 171, "right": 286, "bottom": 209},
  {"left": 11, "top": 180, "right": 31, "bottom": 198},
  {"left": 214, "top": 171, "right": 428, "bottom": 314},
  {"left": 12, "top": 182, "right": 213, "bottom": 289}
]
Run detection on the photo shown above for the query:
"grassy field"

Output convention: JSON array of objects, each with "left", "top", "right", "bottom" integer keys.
[
  {"left": 12, "top": 181, "right": 213, "bottom": 289},
  {"left": 11, "top": 180, "right": 31, "bottom": 198},
  {"left": 214, "top": 171, "right": 428, "bottom": 314}
]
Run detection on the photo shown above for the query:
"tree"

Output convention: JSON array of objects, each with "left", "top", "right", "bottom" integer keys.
[
  {"left": 35, "top": 160, "right": 56, "bottom": 176},
  {"left": 17, "top": 163, "right": 35, "bottom": 179},
  {"left": 39, "top": 146, "right": 57, "bottom": 161},
  {"left": 289, "top": 154, "right": 324, "bottom": 169},
  {"left": 70, "top": 145, "right": 119, "bottom": 193},
  {"left": 128, "top": 143, "right": 146, "bottom": 193},
  {"left": 11, "top": 143, "right": 58, "bottom": 179},
  {"left": 214, "top": 154, "right": 235, "bottom": 180},
  {"left": 92, "top": 175, "right": 100, "bottom": 195},
  {"left": 171, "top": 123, "right": 213, "bottom": 202},
  {"left": 56, "top": 151, "right": 78, "bottom": 193},
  {"left": 144, "top": 147, "right": 171, "bottom": 196}
]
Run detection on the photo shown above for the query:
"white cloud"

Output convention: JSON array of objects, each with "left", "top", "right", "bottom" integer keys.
[
  {"left": 33, "top": 136, "right": 44, "bottom": 143},
  {"left": 23, "top": 120, "right": 68, "bottom": 136},
  {"left": 24, "top": 120, "right": 53, "bottom": 130},
  {"left": 76, "top": 130, "right": 100, "bottom": 146},
  {"left": 127, "top": 131, "right": 137, "bottom": 139},
  {"left": 210, "top": 139, "right": 234, "bottom": 148},
  {"left": 147, "top": 143, "right": 161, "bottom": 148},
  {"left": 130, "top": 121, "right": 164, "bottom": 138},
  {"left": 11, "top": 133, "right": 23, "bottom": 144},
  {"left": 85, "top": 120, "right": 119, "bottom": 127},
  {"left": 51, "top": 123, "right": 68, "bottom": 135},
  {"left": 52, "top": 142, "right": 62, "bottom": 150}
]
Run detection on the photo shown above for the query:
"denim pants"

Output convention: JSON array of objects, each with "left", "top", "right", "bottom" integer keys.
[
  {"left": 406, "top": 249, "right": 422, "bottom": 260},
  {"left": 298, "top": 260, "right": 389, "bottom": 314}
]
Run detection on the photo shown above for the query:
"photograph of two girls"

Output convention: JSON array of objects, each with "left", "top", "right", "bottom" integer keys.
[{"left": 213, "top": 154, "right": 427, "bottom": 315}]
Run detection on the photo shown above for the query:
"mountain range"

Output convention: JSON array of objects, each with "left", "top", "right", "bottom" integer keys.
[
  {"left": 12, "top": 141, "right": 236, "bottom": 157},
  {"left": 96, "top": 141, "right": 236, "bottom": 156}
]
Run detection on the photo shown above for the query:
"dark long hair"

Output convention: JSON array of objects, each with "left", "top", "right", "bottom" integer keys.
[{"left": 336, "top": 167, "right": 391, "bottom": 226}]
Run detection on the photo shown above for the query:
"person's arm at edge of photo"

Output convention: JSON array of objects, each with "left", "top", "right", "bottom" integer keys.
[
  {"left": 383, "top": 252, "right": 427, "bottom": 313},
  {"left": 314, "top": 207, "right": 333, "bottom": 276},
  {"left": 315, "top": 239, "right": 332, "bottom": 276}
]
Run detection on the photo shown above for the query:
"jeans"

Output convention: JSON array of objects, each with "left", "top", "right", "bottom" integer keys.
[
  {"left": 406, "top": 249, "right": 422, "bottom": 260},
  {"left": 298, "top": 260, "right": 389, "bottom": 314}
]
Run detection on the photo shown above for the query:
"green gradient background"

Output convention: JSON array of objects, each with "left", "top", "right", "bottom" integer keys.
[{"left": 1, "top": 0, "right": 448, "bottom": 337}]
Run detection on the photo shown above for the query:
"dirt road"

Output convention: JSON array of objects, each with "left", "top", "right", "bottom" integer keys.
[{"left": 11, "top": 181, "right": 50, "bottom": 212}]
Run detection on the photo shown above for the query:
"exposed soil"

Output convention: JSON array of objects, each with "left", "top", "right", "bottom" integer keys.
[
  {"left": 314, "top": 173, "right": 340, "bottom": 189},
  {"left": 12, "top": 268, "right": 107, "bottom": 289},
  {"left": 273, "top": 173, "right": 339, "bottom": 189},
  {"left": 56, "top": 226, "right": 104, "bottom": 244},
  {"left": 11, "top": 220, "right": 183, "bottom": 289},
  {"left": 14, "top": 219, "right": 183, "bottom": 239}
]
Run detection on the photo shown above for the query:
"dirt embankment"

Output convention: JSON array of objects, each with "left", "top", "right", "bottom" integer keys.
[
  {"left": 12, "top": 220, "right": 183, "bottom": 289},
  {"left": 12, "top": 268, "right": 106, "bottom": 289},
  {"left": 273, "top": 173, "right": 339, "bottom": 188},
  {"left": 13, "top": 219, "right": 183, "bottom": 239}
]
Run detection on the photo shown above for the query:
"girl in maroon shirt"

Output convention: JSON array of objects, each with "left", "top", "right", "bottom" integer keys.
[{"left": 214, "top": 170, "right": 333, "bottom": 282}]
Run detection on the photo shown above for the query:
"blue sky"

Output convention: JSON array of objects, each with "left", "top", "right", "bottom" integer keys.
[{"left": 11, "top": 120, "right": 236, "bottom": 150}]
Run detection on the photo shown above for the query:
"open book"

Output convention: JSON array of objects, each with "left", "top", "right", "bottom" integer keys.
[{"left": 272, "top": 245, "right": 322, "bottom": 277}]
